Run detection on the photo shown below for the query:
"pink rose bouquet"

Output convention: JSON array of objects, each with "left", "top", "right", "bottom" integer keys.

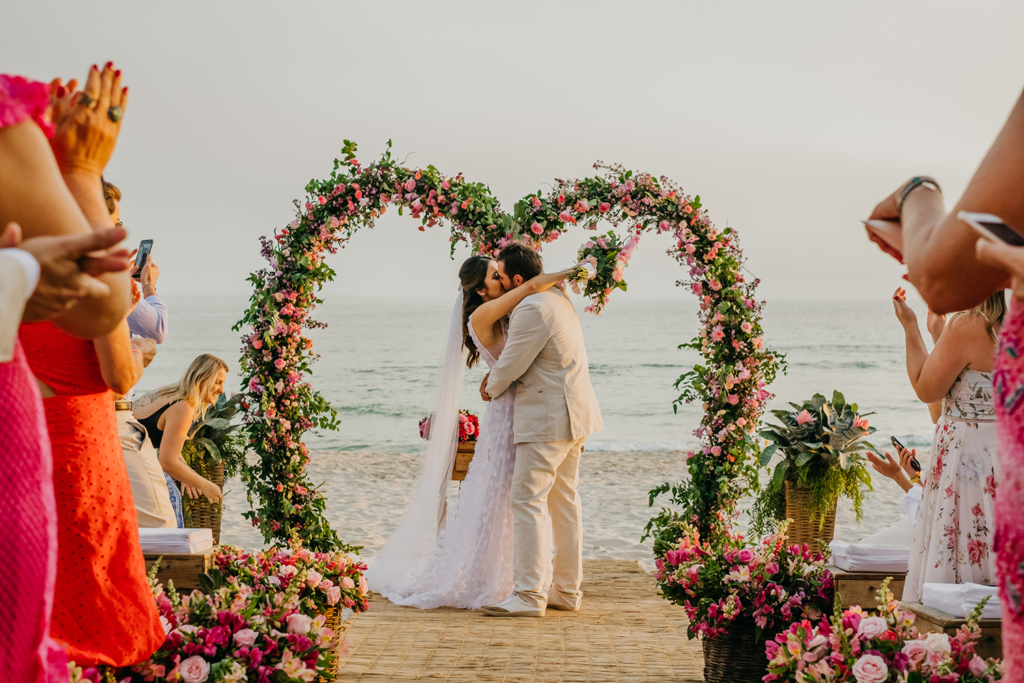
[
  {"left": 764, "top": 578, "right": 1002, "bottom": 682},
  {"left": 568, "top": 230, "right": 638, "bottom": 315},
  {"left": 214, "top": 544, "right": 371, "bottom": 616},
  {"left": 653, "top": 521, "right": 834, "bottom": 642},
  {"left": 419, "top": 409, "right": 479, "bottom": 443}
]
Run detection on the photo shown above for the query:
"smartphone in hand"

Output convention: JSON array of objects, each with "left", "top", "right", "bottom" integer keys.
[
  {"left": 132, "top": 239, "right": 154, "bottom": 279},
  {"left": 890, "top": 436, "right": 921, "bottom": 472},
  {"left": 958, "top": 211, "right": 1024, "bottom": 247}
]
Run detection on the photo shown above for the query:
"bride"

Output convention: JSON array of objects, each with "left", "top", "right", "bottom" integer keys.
[{"left": 366, "top": 254, "right": 572, "bottom": 609}]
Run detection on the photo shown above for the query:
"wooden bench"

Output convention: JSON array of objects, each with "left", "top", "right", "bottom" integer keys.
[
  {"left": 827, "top": 565, "right": 906, "bottom": 609},
  {"left": 144, "top": 549, "right": 215, "bottom": 592},
  {"left": 902, "top": 601, "right": 1002, "bottom": 660}
]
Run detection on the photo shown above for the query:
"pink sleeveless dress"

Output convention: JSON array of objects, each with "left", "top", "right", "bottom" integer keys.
[
  {"left": 994, "top": 298, "right": 1024, "bottom": 679},
  {"left": 0, "top": 75, "right": 68, "bottom": 683}
]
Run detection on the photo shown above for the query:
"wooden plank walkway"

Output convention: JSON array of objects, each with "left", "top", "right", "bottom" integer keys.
[{"left": 333, "top": 559, "right": 704, "bottom": 682}]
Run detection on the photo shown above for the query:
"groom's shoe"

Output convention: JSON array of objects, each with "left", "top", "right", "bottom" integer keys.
[
  {"left": 480, "top": 592, "right": 545, "bottom": 617},
  {"left": 546, "top": 591, "right": 580, "bottom": 613}
]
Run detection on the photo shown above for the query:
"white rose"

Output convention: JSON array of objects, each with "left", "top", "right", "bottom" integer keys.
[
  {"left": 581, "top": 263, "right": 597, "bottom": 280},
  {"left": 856, "top": 616, "right": 888, "bottom": 640},
  {"left": 923, "top": 632, "right": 951, "bottom": 655},
  {"left": 179, "top": 655, "right": 211, "bottom": 683},
  {"left": 233, "top": 628, "right": 258, "bottom": 648},
  {"left": 851, "top": 653, "right": 888, "bottom": 683}
]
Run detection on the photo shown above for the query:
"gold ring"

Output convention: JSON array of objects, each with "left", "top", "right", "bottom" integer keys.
[
  {"left": 78, "top": 93, "right": 97, "bottom": 109},
  {"left": 107, "top": 106, "right": 123, "bottom": 123}
]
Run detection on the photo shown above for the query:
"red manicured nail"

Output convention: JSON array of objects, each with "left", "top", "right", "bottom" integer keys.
[
  {"left": 115, "top": 70, "right": 121, "bottom": 78},
  {"left": 56, "top": 86, "right": 66, "bottom": 97},
  {"left": 104, "top": 61, "right": 112, "bottom": 70},
  {"left": 122, "top": 87, "right": 128, "bottom": 95},
  {"left": 91, "top": 64, "right": 98, "bottom": 71}
]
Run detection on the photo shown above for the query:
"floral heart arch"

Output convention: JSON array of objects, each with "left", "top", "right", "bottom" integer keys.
[{"left": 235, "top": 140, "right": 783, "bottom": 551}]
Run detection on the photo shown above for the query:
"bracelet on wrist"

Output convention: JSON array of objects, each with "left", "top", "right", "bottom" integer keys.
[
  {"left": 909, "top": 474, "right": 922, "bottom": 485},
  {"left": 897, "top": 177, "right": 942, "bottom": 218}
]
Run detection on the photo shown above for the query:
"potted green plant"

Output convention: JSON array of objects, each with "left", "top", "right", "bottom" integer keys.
[
  {"left": 750, "top": 391, "right": 875, "bottom": 550},
  {"left": 181, "top": 393, "right": 247, "bottom": 542}
]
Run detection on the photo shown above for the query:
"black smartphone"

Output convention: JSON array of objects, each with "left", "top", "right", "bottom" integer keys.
[
  {"left": 133, "top": 239, "right": 154, "bottom": 279},
  {"left": 890, "top": 436, "right": 921, "bottom": 472},
  {"left": 959, "top": 211, "right": 1024, "bottom": 247}
]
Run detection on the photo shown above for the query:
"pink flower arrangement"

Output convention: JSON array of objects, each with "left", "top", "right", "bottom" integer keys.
[
  {"left": 69, "top": 559, "right": 340, "bottom": 683},
  {"left": 418, "top": 409, "right": 479, "bottom": 443},
  {"left": 653, "top": 522, "right": 834, "bottom": 641},
  {"left": 764, "top": 578, "right": 1002, "bottom": 682},
  {"left": 213, "top": 544, "right": 371, "bottom": 616}
]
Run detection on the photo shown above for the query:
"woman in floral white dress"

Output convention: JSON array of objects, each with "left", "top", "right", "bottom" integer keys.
[{"left": 891, "top": 287, "right": 1006, "bottom": 601}]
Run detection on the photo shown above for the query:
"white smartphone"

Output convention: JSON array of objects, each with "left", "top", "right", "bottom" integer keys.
[{"left": 958, "top": 211, "right": 1024, "bottom": 247}]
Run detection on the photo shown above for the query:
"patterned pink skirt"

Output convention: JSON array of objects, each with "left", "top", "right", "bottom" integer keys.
[
  {"left": 994, "top": 298, "right": 1024, "bottom": 680},
  {"left": 0, "top": 341, "right": 67, "bottom": 682}
]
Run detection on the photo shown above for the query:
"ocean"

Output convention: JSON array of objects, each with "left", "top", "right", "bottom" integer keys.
[{"left": 138, "top": 294, "right": 934, "bottom": 557}]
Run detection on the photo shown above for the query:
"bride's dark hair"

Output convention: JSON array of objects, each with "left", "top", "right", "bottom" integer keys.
[{"left": 459, "top": 255, "right": 494, "bottom": 368}]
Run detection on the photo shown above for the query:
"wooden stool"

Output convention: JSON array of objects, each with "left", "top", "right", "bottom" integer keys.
[
  {"left": 902, "top": 601, "right": 1002, "bottom": 660},
  {"left": 827, "top": 565, "right": 906, "bottom": 609},
  {"left": 144, "top": 549, "right": 215, "bottom": 592}
]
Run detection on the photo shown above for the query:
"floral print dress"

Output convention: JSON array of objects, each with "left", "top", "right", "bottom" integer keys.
[
  {"left": 903, "top": 368, "right": 1000, "bottom": 602},
  {"left": 994, "top": 299, "right": 1024, "bottom": 680}
]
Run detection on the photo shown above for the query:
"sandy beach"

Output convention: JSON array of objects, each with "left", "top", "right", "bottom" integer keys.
[{"left": 217, "top": 447, "right": 920, "bottom": 568}]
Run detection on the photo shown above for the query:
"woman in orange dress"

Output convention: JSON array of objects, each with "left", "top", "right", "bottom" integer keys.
[{"left": 16, "top": 63, "right": 164, "bottom": 666}]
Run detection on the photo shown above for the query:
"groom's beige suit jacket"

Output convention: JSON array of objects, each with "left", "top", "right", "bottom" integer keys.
[{"left": 486, "top": 288, "right": 602, "bottom": 444}]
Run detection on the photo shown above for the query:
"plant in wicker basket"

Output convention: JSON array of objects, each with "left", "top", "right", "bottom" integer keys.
[
  {"left": 180, "top": 394, "right": 247, "bottom": 535},
  {"left": 653, "top": 521, "right": 834, "bottom": 683},
  {"left": 750, "top": 391, "right": 876, "bottom": 543}
]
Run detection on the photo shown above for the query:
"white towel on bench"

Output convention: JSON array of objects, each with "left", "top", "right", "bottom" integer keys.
[
  {"left": 139, "top": 528, "right": 214, "bottom": 554},
  {"left": 830, "top": 517, "right": 912, "bottom": 573},
  {"left": 922, "top": 582, "right": 1001, "bottom": 620}
]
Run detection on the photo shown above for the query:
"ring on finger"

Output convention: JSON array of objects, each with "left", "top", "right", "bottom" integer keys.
[
  {"left": 78, "top": 93, "right": 98, "bottom": 109},
  {"left": 107, "top": 105, "right": 123, "bottom": 123}
]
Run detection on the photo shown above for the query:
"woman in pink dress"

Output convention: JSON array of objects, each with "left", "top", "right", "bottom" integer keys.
[{"left": 865, "top": 86, "right": 1024, "bottom": 678}]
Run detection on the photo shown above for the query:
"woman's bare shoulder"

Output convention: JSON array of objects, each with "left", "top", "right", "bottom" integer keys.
[{"left": 132, "top": 392, "right": 167, "bottom": 418}]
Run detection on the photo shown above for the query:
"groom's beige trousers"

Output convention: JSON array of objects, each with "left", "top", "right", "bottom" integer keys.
[{"left": 511, "top": 435, "right": 588, "bottom": 610}]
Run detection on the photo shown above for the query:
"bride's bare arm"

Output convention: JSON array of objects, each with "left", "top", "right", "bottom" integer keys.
[{"left": 471, "top": 267, "right": 574, "bottom": 337}]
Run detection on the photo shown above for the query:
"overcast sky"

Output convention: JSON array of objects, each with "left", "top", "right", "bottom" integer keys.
[{"left": 4, "top": 1, "right": 1023, "bottom": 302}]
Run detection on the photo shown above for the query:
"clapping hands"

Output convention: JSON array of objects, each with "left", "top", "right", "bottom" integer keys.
[{"left": 48, "top": 62, "right": 127, "bottom": 177}]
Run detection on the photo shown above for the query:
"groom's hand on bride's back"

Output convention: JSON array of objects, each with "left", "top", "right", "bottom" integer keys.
[{"left": 480, "top": 373, "right": 491, "bottom": 402}]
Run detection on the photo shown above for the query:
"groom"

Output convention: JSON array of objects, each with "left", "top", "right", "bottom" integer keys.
[{"left": 480, "top": 243, "right": 603, "bottom": 617}]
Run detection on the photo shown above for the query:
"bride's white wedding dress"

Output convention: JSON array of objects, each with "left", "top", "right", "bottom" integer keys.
[{"left": 372, "top": 314, "right": 517, "bottom": 610}]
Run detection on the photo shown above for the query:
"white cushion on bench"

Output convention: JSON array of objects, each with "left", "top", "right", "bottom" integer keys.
[
  {"left": 922, "top": 582, "right": 1001, "bottom": 620},
  {"left": 830, "top": 517, "right": 912, "bottom": 573},
  {"left": 139, "top": 528, "right": 214, "bottom": 554}
]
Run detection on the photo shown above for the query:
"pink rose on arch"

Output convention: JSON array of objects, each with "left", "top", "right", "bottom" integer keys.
[
  {"left": 727, "top": 394, "right": 739, "bottom": 405},
  {"left": 740, "top": 321, "right": 752, "bottom": 333},
  {"left": 530, "top": 223, "right": 543, "bottom": 235},
  {"left": 178, "top": 655, "right": 211, "bottom": 683},
  {"left": 612, "top": 269, "right": 623, "bottom": 283},
  {"left": 233, "top": 628, "right": 258, "bottom": 648},
  {"left": 735, "top": 549, "right": 754, "bottom": 564},
  {"left": 404, "top": 178, "right": 416, "bottom": 191},
  {"left": 274, "top": 358, "right": 286, "bottom": 371},
  {"left": 851, "top": 653, "right": 887, "bottom": 683},
  {"left": 598, "top": 202, "right": 611, "bottom": 213}
]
